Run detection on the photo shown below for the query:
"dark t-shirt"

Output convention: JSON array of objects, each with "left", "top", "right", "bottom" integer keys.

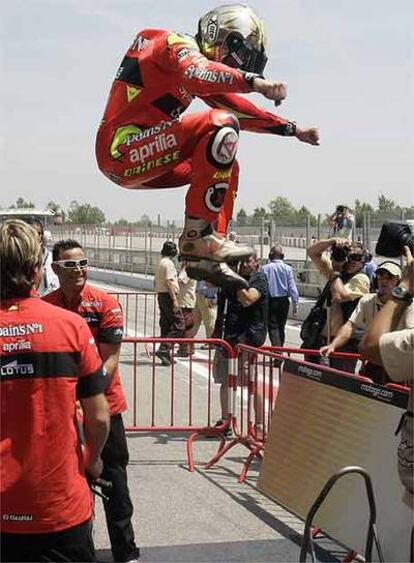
[{"left": 218, "top": 270, "right": 268, "bottom": 348}]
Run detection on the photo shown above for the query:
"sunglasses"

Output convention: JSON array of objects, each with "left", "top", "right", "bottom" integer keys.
[
  {"left": 348, "top": 253, "right": 363, "bottom": 261},
  {"left": 54, "top": 258, "right": 88, "bottom": 269}
]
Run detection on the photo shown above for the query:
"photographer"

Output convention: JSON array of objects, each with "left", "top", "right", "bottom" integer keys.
[
  {"left": 328, "top": 205, "right": 355, "bottom": 240},
  {"left": 320, "top": 262, "right": 414, "bottom": 383},
  {"left": 212, "top": 253, "right": 268, "bottom": 433},
  {"left": 360, "top": 246, "right": 414, "bottom": 504},
  {"left": 307, "top": 238, "right": 370, "bottom": 372}
]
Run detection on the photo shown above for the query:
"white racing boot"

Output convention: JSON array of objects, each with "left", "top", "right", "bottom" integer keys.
[
  {"left": 179, "top": 217, "right": 253, "bottom": 264},
  {"left": 186, "top": 259, "right": 248, "bottom": 291}
]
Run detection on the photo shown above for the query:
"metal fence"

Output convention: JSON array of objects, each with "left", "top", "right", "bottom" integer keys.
[{"left": 48, "top": 211, "right": 411, "bottom": 293}]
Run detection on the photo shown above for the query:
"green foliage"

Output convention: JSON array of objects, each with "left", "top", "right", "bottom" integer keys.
[
  {"left": 10, "top": 197, "right": 35, "bottom": 209},
  {"left": 113, "top": 214, "right": 152, "bottom": 227},
  {"left": 45, "top": 201, "right": 65, "bottom": 221},
  {"left": 236, "top": 208, "right": 248, "bottom": 226},
  {"left": 377, "top": 193, "right": 396, "bottom": 212},
  {"left": 67, "top": 200, "right": 105, "bottom": 225}
]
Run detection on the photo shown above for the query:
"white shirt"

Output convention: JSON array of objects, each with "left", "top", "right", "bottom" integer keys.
[{"left": 38, "top": 248, "right": 60, "bottom": 296}]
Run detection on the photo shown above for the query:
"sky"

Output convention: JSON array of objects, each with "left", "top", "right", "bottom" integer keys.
[{"left": 1, "top": 0, "right": 413, "bottom": 223}]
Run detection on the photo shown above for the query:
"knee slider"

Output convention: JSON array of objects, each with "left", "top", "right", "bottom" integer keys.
[{"left": 207, "top": 110, "right": 239, "bottom": 170}]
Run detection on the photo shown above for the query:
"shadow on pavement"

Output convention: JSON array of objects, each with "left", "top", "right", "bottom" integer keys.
[{"left": 97, "top": 537, "right": 339, "bottom": 562}]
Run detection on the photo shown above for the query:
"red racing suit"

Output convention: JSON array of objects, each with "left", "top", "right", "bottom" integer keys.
[
  {"left": 96, "top": 28, "right": 295, "bottom": 232},
  {"left": 43, "top": 284, "right": 127, "bottom": 416}
]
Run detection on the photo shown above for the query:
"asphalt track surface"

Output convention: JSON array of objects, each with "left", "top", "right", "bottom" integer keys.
[{"left": 90, "top": 279, "right": 344, "bottom": 562}]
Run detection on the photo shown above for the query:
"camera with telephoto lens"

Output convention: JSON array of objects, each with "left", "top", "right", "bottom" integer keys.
[
  {"left": 331, "top": 241, "right": 350, "bottom": 262},
  {"left": 376, "top": 221, "right": 414, "bottom": 258}
]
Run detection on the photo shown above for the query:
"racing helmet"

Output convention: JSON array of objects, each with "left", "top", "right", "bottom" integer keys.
[{"left": 196, "top": 4, "right": 267, "bottom": 74}]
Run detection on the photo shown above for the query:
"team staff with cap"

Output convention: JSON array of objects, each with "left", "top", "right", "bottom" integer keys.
[
  {"left": 1, "top": 220, "right": 110, "bottom": 563},
  {"left": 43, "top": 239, "right": 140, "bottom": 563}
]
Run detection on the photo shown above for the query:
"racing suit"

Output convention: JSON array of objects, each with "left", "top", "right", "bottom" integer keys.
[{"left": 96, "top": 28, "right": 296, "bottom": 233}]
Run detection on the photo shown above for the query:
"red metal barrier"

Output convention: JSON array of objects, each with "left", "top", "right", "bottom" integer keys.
[
  {"left": 204, "top": 345, "right": 370, "bottom": 483},
  {"left": 109, "top": 291, "right": 159, "bottom": 337},
  {"left": 118, "top": 337, "right": 234, "bottom": 471}
]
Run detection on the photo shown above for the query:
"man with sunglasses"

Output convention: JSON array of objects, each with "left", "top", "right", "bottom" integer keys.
[
  {"left": 96, "top": 3, "right": 319, "bottom": 291},
  {"left": 307, "top": 238, "right": 371, "bottom": 372},
  {"left": 43, "top": 240, "right": 140, "bottom": 563}
]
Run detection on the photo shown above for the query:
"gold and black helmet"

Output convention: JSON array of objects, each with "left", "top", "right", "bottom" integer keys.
[{"left": 196, "top": 4, "right": 267, "bottom": 74}]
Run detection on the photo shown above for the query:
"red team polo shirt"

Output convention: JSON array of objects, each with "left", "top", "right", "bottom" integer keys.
[
  {"left": 0, "top": 297, "right": 106, "bottom": 533},
  {"left": 43, "top": 284, "right": 127, "bottom": 415}
]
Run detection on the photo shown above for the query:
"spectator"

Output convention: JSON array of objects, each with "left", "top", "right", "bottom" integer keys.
[
  {"left": 360, "top": 246, "right": 414, "bottom": 504},
  {"left": 320, "top": 262, "right": 414, "bottom": 383},
  {"left": 25, "top": 217, "right": 59, "bottom": 296},
  {"left": 363, "top": 255, "right": 378, "bottom": 286},
  {"left": 1, "top": 220, "right": 109, "bottom": 563},
  {"left": 307, "top": 238, "right": 370, "bottom": 372},
  {"left": 213, "top": 253, "right": 268, "bottom": 432},
  {"left": 327, "top": 205, "right": 355, "bottom": 240},
  {"left": 177, "top": 260, "right": 197, "bottom": 357},
  {"left": 262, "top": 245, "right": 299, "bottom": 349},
  {"left": 153, "top": 241, "right": 185, "bottom": 366},
  {"left": 189, "top": 280, "right": 218, "bottom": 348},
  {"left": 43, "top": 239, "right": 140, "bottom": 563}
]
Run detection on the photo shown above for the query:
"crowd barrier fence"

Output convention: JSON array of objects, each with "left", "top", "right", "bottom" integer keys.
[
  {"left": 194, "top": 346, "right": 372, "bottom": 483},
  {"left": 120, "top": 337, "right": 234, "bottom": 445},
  {"left": 109, "top": 291, "right": 159, "bottom": 337}
]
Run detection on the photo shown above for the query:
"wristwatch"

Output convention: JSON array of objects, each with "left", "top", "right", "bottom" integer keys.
[{"left": 391, "top": 285, "right": 413, "bottom": 305}]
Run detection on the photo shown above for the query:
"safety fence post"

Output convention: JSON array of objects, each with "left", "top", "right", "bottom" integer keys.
[{"left": 299, "top": 466, "right": 384, "bottom": 563}]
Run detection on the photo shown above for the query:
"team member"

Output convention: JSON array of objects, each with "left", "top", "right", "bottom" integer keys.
[
  {"left": 43, "top": 240, "right": 140, "bottom": 563},
  {"left": 154, "top": 241, "right": 185, "bottom": 365},
  {"left": 262, "top": 245, "right": 299, "bottom": 348},
  {"left": 96, "top": 3, "right": 319, "bottom": 289},
  {"left": 1, "top": 220, "right": 110, "bottom": 563}
]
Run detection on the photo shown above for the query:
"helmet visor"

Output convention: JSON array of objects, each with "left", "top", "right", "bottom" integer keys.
[{"left": 222, "top": 32, "right": 267, "bottom": 74}]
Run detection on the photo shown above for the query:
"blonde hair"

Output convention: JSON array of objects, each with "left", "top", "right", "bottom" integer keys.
[{"left": 0, "top": 219, "right": 43, "bottom": 298}]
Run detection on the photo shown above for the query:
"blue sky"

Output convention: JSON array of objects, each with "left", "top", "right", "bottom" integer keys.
[{"left": 2, "top": 0, "right": 413, "bottom": 222}]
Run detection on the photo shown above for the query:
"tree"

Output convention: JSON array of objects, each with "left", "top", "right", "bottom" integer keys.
[
  {"left": 268, "top": 196, "right": 296, "bottom": 218},
  {"left": 10, "top": 197, "right": 35, "bottom": 209},
  {"left": 295, "top": 205, "right": 317, "bottom": 226},
  {"left": 235, "top": 208, "right": 248, "bottom": 226},
  {"left": 377, "top": 194, "right": 395, "bottom": 213},
  {"left": 354, "top": 199, "right": 374, "bottom": 227},
  {"left": 45, "top": 200, "right": 65, "bottom": 222},
  {"left": 251, "top": 206, "right": 268, "bottom": 225},
  {"left": 67, "top": 201, "right": 105, "bottom": 224}
]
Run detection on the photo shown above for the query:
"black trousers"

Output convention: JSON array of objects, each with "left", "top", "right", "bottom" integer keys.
[
  {"left": 157, "top": 293, "right": 185, "bottom": 353},
  {"left": 100, "top": 414, "right": 139, "bottom": 562},
  {"left": 1, "top": 518, "right": 95, "bottom": 562},
  {"left": 268, "top": 296, "right": 290, "bottom": 347}
]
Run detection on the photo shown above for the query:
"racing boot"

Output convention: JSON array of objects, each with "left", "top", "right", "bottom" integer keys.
[
  {"left": 179, "top": 217, "right": 253, "bottom": 264},
  {"left": 186, "top": 259, "right": 248, "bottom": 292}
]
